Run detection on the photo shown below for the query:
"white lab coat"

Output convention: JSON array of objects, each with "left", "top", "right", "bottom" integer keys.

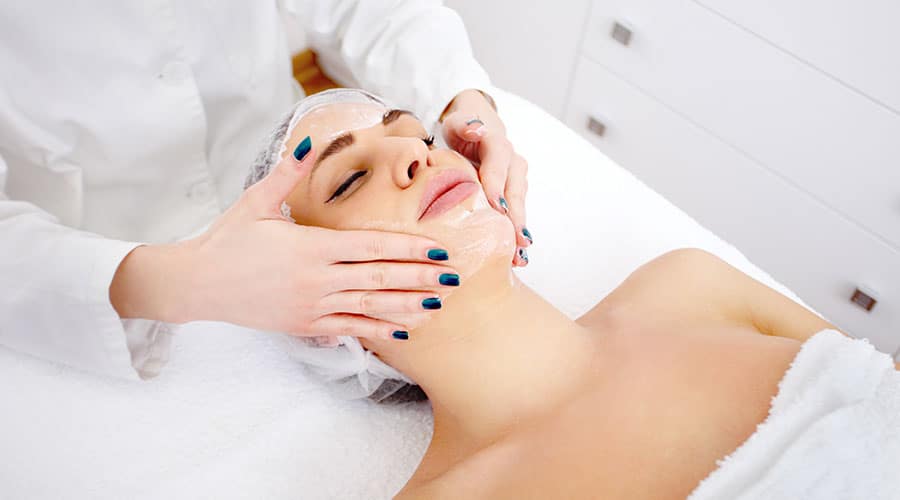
[{"left": 0, "top": 0, "right": 490, "bottom": 380}]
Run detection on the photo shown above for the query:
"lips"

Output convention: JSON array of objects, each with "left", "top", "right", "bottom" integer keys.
[{"left": 418, "top": 169, "right": 479, "bottom": 220}]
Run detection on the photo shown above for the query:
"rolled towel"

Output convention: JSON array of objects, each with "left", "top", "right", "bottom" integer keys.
[{"left": 689, "top": 329, "right": 900, "bottom": 500}]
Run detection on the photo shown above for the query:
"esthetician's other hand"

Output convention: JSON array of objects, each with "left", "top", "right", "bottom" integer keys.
[
  {"left": 441, "top": 89, "right": 531, "bottom": 267},
  {"left": 110, "top": 141, "right": 457, "bottom": 342}
]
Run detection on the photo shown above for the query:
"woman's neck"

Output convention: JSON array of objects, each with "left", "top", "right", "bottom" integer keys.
[{"left": 367, "top": 258, "right": 599, "bottom": 457}]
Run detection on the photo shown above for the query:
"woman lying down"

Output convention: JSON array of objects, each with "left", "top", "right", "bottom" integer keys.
[{"left": 244, "top": 89, "right": 900, "bottom": 499}]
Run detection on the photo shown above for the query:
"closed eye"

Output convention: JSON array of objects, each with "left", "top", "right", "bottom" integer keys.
[{"left": 327, "top": 170, "right": 367, "bottom": 203}]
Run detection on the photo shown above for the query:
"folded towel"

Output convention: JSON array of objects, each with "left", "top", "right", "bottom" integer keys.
[{"left": 689, "top": 329, "right": 900, "bottom": 500}]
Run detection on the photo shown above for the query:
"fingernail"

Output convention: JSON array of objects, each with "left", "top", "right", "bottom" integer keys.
[
  {"left": 392, "top": 330, "right": 409, "bottom": 340},
  {"left": 427, "top": 248, "right": 449, "bottom": 261},
  {"left": 518, "top": 247, "right": 529, "bottom": 264},
  {"left": 422, "top": 297, "right": 442, "bottom": 310},
  {"left": 439, "top": 273, "right": 460, "bottom": 286},
  {"left": 465, "top": 125, "right": 486, "bottom": 138},
  {"left": 293, "top": 136, "right": 312, "bottom": 162},
  {"left": 522, "top": 227, "right": 533, "bottom": 244},
  {"left": 498, "top": 197, "right": 508, "bottom": 214}
]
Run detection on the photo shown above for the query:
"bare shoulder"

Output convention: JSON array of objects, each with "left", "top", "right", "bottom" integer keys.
[
  {"left": 580, "top": 248, "right": 749, "bottom": 327},
  {"left": 579, "top": 248, "right": 836, "bottom": 341}
]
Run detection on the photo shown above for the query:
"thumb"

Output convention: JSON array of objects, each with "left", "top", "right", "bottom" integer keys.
[
  {"left": 442, "top": 112, "right": 487, "bottom": 146},
  {"left": 252, "top": 135, "right": 314, "bottom": 215}
]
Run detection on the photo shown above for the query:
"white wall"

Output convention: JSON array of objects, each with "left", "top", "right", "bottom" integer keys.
[{"left": 445, "top": 0, "right": 591, "bottom": 118}]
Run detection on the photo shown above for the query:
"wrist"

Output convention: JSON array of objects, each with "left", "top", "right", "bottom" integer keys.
[
  {"left": 165, "top": 238, "right": 203, "bottom": 324},
  {"left": 110, "top": 241, "right": 197, "bottom": 324}
]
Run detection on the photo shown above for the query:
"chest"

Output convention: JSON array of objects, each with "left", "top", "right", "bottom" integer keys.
[{"left": 439, "top": 326, "right": 802, "bottom": 499}]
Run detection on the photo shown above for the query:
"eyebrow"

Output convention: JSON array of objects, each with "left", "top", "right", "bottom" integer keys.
[
  {"left": 314, "top": 132, "right": 354, "bottom": 168},
  {"left": 308, "top": 108, "right": 417, "bottom": 182},
  {"left": 381, "top": 109, "right": 414, "bottom": 126}
]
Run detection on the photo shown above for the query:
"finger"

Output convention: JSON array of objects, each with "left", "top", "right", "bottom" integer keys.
[
  {"left": 308, "top": 314, "right": 411, "bottom": 341},
  {"left": 358, "top": 312, "right": 434, "bottom": 330},
  {"left": 249, "top": 135, "right": 315, "bottom": 216},
  {"left": 442, "top": 112, "right": 487, "bottom": 152},
  {"left": 328, "top": 261, "right": 460, "bottom": 292},
  {"left": 505, "top": 153, "right": 531, "bottom": 249},
  {"left": 461, "top": 118, "right": 488, "bottom": 141},
  {"left": 321, "top": 229, "right": 451, "bottom": 263},
  {"left": 318, "top": 290, "right": 448, "bottom": 316},
  {"left": 307, "top": 335, "right": 341, "bottom": 347},
  {"left": 477, "top": 133, "right": 512, "bottom": 214},
  {"left": 514, "top": 246, "right": 530, "bottom": 268}
]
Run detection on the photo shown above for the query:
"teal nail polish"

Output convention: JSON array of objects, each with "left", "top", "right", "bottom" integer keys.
[
  {"left": 522, "top": 227, "right": 533, "bottom": 244},
  {"left": 293, "top": 136, "right": 312, "bottom": 161},
  {"left": 518, "top": 247, "right": 529, "bottom": 264},
  {"left": 422, "top": 297, "right": 442, "bottom": 310},
  {"left": 392, "top": 330, "right": 409, "bottom": 340},
  {"left": 439, "top": 273, "right": 460, "bottom": 286},
  {"left": 427, "top": 248, "right": 449, "bottom": 261},
  {"left": 498, "top": 197, "right": 508, "bottom": 213}
]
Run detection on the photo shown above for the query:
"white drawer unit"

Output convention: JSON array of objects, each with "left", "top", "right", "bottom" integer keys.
[
  {"left": 565, "top": 57, "right": 900, "bottom": 353},
  {"left": 695, "top": 0, "right": 900, "bottom": 113},
  {"left": 580, "top": 0, "right": 900, "bottom": 251}
]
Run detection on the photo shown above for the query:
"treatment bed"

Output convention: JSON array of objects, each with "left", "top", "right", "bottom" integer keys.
[{"left": 0, "top": 88, "right": 821, "bottom": 499}]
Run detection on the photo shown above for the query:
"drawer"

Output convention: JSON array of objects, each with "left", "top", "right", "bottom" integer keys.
[
  {"left": 582, "top": 0, "right": 900, "bottom": 251},
  {"left": 565, "top": 55, "right": 900, "bottom": 354},
  {"left": 696, "top": 0, "right": 900, "bottom": 113}
]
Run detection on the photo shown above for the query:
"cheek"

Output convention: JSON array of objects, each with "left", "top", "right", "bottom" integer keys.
[
  {"left": 425, "top": 202, "right": 517, "bottom": 279},
  {"left": 430, "top": 148, "right": 471, "bottom": 167},
  {"left": 285, "top": 177, "right": 390, "bottom": 230},
  {"left": 341, "top": 186, "right": 421, "bottom": 233},
  {"left": 461, "top": 210, "right": 517, "bottom": 259},
  {"left": 302, "top": 199, "right": 419, "bottom": 234}
]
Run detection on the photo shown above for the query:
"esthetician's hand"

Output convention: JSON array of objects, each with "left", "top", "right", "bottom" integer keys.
[
  {"left": 441, "top": 89, "right": 531, "bottom": 267},
  {"left": 110, "top": 142, "right": 458, "bottom": 343}
]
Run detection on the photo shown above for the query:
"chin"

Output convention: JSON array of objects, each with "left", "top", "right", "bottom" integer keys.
[
  {"left": 422, "top": 191, "right": 517, "bottom": 280},
  {"left": 359, "top": 199, "right": 515, "bottom": 349}
]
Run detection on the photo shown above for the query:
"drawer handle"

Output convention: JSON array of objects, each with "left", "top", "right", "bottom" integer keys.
[
  {"left": 850, "top": 286, "right": 878, "bottom": 312},
  {"left": 587, "top": 116, "right": 607, "bottom": 137},
  {"left": 611, "top": 21, "right": 633, "bottom": 46}
]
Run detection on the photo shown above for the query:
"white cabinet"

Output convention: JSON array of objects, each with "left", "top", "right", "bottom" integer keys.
[
  {"left": 581, "top": 0, "right": 900, "bottom": 250},
  {"left": 696, "top": 0, "right": 900, "bottom": 113},
  {"left": 565, "top": 0, "right": 900, "bottom": 351}
]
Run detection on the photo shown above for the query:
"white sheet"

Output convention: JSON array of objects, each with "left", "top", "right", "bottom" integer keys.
[{"left": 0, "top": 89, "right": 812, "bottom": 499}]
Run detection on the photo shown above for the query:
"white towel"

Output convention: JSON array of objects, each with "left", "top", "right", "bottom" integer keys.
[{"left": 689, "top": 329, "right": 900, "bottom": 500}]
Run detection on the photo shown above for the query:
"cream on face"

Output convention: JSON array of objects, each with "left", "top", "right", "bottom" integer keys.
[
  {"left": 299, "top": 102, "right": 385, "bottom": 147},
  {"left": 257, "top": 91, "right": 517, "bottom": 400},
  {"left": 282, "top": 101, "right": 518, "bottom": 298}
]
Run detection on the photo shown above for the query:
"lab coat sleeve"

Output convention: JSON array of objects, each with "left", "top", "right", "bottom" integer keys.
[
  {"left": 290, "top": 0, "right": 492, "bottom": 129},
  {"left": 0, "top": 154, "right": 172, "bottom": 381}
]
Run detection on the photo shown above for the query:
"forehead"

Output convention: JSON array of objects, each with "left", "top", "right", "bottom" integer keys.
[
  {"left": 289, "top": 102, "right": 387, "bottom": 149},
  {"left": 280, "top": 102, "right": 387, "bottom": 218}
]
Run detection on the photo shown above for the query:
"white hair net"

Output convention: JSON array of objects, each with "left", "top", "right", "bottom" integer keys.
[
  {"left": 280, "top": 334, "right": 420, "bottom": 402},
  {"left": 246, "top": 89, "right": 423, "bottom": 403},
  {"left": 244, "top": 88, "right": 388, "bottom": 190}
]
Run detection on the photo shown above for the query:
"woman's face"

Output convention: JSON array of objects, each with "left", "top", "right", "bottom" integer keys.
[{"left": 280, "top": 102, "right": 516, "bottom": 280}]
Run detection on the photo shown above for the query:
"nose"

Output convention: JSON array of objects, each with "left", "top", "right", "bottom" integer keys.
[{"left": 390, "top": 137, "right": 433, "bottom": 188}]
